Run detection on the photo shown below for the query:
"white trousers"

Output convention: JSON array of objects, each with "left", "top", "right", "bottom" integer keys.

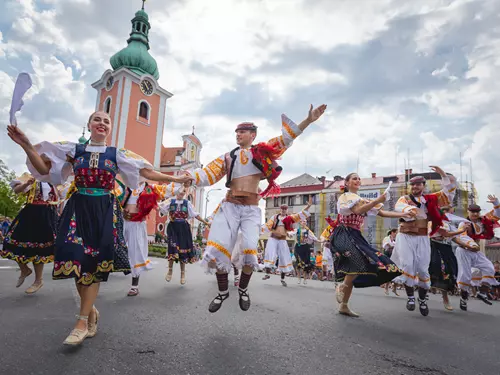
[
  {"left": 231, "top": 231, "right": 243, "bottom": 269},
  {"left": 322, "top": 245, "right": 334, "bottom": 271},
  {"left": 455, "top": 247, "right": 499, "bottom": 291},
  {"left": 392, "top": 233, "right": 431, "bottom": 289},
  {"left": 201, "top": 202, "right": 260, "bottom": 274},
  {"left": 123, "top": 220, "right": 153, "bottom": 278},
  {"left": 263, "top": 237, "right": 294, "bottom": 273}
]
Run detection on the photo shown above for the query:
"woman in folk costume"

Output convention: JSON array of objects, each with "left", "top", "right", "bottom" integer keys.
[
  {"left": 332, "top": 173, "right": 411, "bottom": 317},
  {"left": 7, "top": 111, "right": 191, "bottom": 346},
  {"left": 454, "top": 197, "right": 500, "bottom": 311},
  {"left": 159, "top": 188, "right": 210, "bottom": 285},
  {"left": 428, "top": 206, "right": 467, "bottom": 311},
  {"left": 1, "top": 172, "right": 58, "bottom": 294},
  {"left": 262, "top": 199, "right": 312, "bottom": 287},
  {"left": 294, "top": 219, "right": 322, "bottom": 285},
  {"left": 116, "top": 179, "right": 185, "bottom": 296}
]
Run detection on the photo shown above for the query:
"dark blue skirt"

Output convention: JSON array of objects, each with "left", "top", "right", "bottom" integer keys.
[
  {"left": 53, "top": 193, "right": 130, "bottom": 285},
  {"left": 167, "top": 220, "right": 195, "bottom": 264},
  {"left": 295, "top": 244, "right": 314, "bottom": 272},
  {"left": 429, "top": 240, "right": 458, "bottom": 292},
  {"left": 1, "top": 203, "right": 56, "bottom": 264},
  {"left": 332, "top": 225, "right": 402, "bottom": 288}
]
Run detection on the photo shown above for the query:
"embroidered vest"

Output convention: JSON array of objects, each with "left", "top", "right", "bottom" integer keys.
[
  {"left": 169, "top": 199, "right": 189, "bottom": 220},
  {"left": 72, "top": 144, "right": 118, "bottom": 191}
]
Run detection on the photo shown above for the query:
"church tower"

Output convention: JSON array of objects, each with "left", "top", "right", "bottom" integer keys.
[{"left": 91, "top": 2, "right": 172, "bottom": 169}]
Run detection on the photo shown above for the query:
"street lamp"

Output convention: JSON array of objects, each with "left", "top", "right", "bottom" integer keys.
[{"left": 205, "top": 188, "right": 222, "bottom": 218}]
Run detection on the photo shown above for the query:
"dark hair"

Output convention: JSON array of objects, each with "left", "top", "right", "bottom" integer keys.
[
  {"left": 387, "top": 228, "right": 397, "bottom": 236},
  {"left": 343, "top": 173, "right": 357, "bottom": 193}
]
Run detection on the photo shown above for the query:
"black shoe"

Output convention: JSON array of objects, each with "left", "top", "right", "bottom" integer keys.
[
  {"left": 262, "top": 275, "right": 270, "bottom": 280},
  {"left": 238, "top": 288, "right": 251, "bottom": 311},
  {"left": 477, "top": 293, "right": 493, "bottom": 305},
  {"left": 208, "top": 292, "right": 229, "bottom": 313},
  {"left": 418, "top": 298, "right": 429, "bottom": 316},
  {"left": 406, "top": 297, "right": 416, "bottom": 311},
  {"left": 281, "top": 280, "right": 287, "bottom": 287},
  {"left": 460, "top": 298, "right": 468, "bottom": 311}
]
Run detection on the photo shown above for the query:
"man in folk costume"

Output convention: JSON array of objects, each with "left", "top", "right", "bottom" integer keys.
[
  {"left": 185, "top": 104, "right": 327, "bottom": 312},
  {"left": 262, "top": 199, "right": 312, "bottom": 286},
  {"left": 454, "top": 197, "right": 500, "bottom": 311},
  {"left": 392, "top": 166, "right": 457, "bottom": 316}
]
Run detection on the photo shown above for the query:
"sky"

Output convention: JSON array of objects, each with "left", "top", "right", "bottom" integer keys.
[{"left": 0, "top": 0, "right": 499, "bottom": 215}]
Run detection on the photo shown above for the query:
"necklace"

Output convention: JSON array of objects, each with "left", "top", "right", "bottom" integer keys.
[{"left": 89, "top": 139, "right": 106, "bottom": 146}]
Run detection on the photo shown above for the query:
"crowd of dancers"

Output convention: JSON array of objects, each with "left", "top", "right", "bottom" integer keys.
[{"left": 2, "top": 74, "right": 499, "bottom": 347}]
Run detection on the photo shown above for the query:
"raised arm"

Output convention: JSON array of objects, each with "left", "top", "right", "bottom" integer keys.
[
  {"left": 140, "top": 169, "right": 193, "bottom": 184},
  {"left": 7, "top": 125, "right": 51, "bottom": 176},
  {"left": 351, "top": 193, "right": 386, "bottom": 216},
  {"left": 265, "top": 105, "right": 327, "bottom": 158},
  {"left": 428, "top": 166, "right": 457, "bottom": 206},
  {"left": 485, "top": 194, "right": 500, "bottom": 221},
  {"left": 11, "top": 178, "right": 34, "bottom": 195}
]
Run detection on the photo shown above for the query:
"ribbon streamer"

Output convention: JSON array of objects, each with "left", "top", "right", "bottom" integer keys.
[{"left": 9, "top": 72, "right": 32, "bottom": 126}]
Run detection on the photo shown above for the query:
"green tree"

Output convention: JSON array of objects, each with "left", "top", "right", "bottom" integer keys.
[{"left": 0, "top": 159, "right": 25, "bottom": 219}]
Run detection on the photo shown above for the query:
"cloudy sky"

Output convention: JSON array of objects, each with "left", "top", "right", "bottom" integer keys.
[{"left": 0, "top": 0, "right": 499, "bottom": 214}]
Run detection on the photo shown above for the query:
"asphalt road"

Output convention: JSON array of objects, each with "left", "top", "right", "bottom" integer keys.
[{"left": 1, "top": 257, "right": 499, "bottom": 375}]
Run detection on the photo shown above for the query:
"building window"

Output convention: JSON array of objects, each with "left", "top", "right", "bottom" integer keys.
[
  {"left": 158, "top": 223, "right": 164, "bottom": 232},
  {"left": 190, "top": 145, "right": 196, "bottom": 161},
  {"left": 137, "top": 100, "right": 151, "bottom": 125},
  {"left": 142, "top": 24, "right": 147, "bottom": 33},
  {"left": 273, "top": 197, "right": 279, "bottom": 207},
  {"left": 302, "top": 194, "right": 309, "bottom": 205},
  {"left": 281, "top": 197, "right": 286, "bottom": 205},
  {"left": 104, "top": 97, "right": 112, "bottom": 114},
  {"left": 288, "top": 196, "right": 294, "bottom": 206},
  {"left": 307, "top": 213, "right": 316, "bottom": 233}
]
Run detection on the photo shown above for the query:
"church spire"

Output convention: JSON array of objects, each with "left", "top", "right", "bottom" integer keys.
[{"left": 109, "top": 2, "right": 159, "bottom": 79}]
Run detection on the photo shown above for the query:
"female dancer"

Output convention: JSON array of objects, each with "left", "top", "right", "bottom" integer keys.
[
  {"left": 333, "top": 173, "right": 412, "bottom": 317},
  {"left": 7, "top": 111, "right": 191, "bottom": 345},
  {"left": 117, "top": 179, "right": 184, "bottom": 296},
  {"left": 320, "top": 218, "right": 336, "bottom": 281},
  {"left": 294, "top": 220, "right": 321, "bottom": 285},
  {"left": 160, "top": 188, "right": 210, "bottom": 285},
  {"left": 1, "top": 173, "right": 58, "bottom": 294},
  {"left": 429, "top": 206, "right": 466, "bottom": 311}
]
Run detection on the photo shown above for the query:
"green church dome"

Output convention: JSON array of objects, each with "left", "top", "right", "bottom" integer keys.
[
  {"left": 109, "top": 6, "right": 159, "bottom": 80},
  {"left": 78, "top": 135, "right": 88, "bottom": 144}
]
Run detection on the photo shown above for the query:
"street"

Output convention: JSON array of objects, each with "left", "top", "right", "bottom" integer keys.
[{"left": 0, "top": 257, "right": 499, "bottom": 375}]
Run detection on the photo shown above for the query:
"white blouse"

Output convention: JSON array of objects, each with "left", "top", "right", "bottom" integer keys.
[
  {"left": 158, "top": 199, "right": 199, "bottom": 219},
  {"left": 26, "top": 141, "right": 153, "bottom": 189}
]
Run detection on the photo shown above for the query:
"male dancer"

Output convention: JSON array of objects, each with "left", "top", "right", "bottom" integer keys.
[
  {"left": 454, "top": 196, "right": 500, "bottom": 311},
  {"left": 185, "top": 104, "right": 326, "bottom": 312},
  {"left": 392, "top": 167, "right": 456, "bottom": 316},
  {"left": 262, "top": 199, "right": 312, "bottom": 286}
]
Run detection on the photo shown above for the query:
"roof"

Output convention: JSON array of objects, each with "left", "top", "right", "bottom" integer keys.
[
  {"left": 160, "top": 147, "right": 184, "bottom": 166},
  {"left": 280, "top": 173, "right": 323, "bottom": 188},
  {"left": 182, "top": 133, "right": 202, "bottom": 147}
]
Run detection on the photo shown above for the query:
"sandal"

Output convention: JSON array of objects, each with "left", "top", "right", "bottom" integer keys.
[
  {"left": 16, "top": 269, "right": 33, "bottom": 288},
  {"left": 165, "top": 268, "right": 173, "bottom": 282},
  {"left": 63, "top": 315, "right": 89, "bottom": 346},
  {"left": 127, "top": 287, "right": 139, "bottom": 297},
  {"left": 208, "top": 292, "right": 229, "bottom": 313},
  {"left": 180, "top": 271, "right": 186, "bottom": 285},
  {"left": 238, "top": 288, "right": 251, "bottom": 311}
]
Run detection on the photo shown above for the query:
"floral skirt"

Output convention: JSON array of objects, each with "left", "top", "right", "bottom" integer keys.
[
  {"left": 295, "top": 244, "right": 314, "bottom": 272},
  {"left": 1, "top": 203, "right": 56, "bottom": 264},
  {"left": 332, "top": 225, "right": 402, "bottom": 288},
  {"left": 53, "top": 193, "right": 130, "bottom": 285},
  {"left": 429, "top": 240, "right": 458, "bottom": 292},
  {"left": 167, "top": 220, "right": 195, "bottom": 264}
]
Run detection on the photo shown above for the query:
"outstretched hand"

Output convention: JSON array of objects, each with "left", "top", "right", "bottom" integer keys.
[
  {"left": 7, "top": 125, "right": 32, "bottom": 148},
  {"left": 307, "top": 104, "right": 327, "bottom": 123},
  {"left": 429, "top": 165, "right": 446, "bottom": 177},
  {"left": 487, "top": 194, "right": 499, "bottom": 204}
]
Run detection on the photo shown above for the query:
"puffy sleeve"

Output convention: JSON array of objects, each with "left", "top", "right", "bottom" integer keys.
[
  {"left": 27, "top": 141, "right": 76, "bottom": 185},
  {"left": 382, "top": 236, "right": 392, "bottom": 250},
  {"left": 152, "top": 183, "right": 183, "bottom": 201},
  {"left": 453, "top": 222, "right": 479, "bottom": 249},
  {"left": 286, "top": 209, "right": 311, "bottom": 223},
  {"left": 337, "top": 193, "right": 362, "bottom": 216},
  {"left": 262, "top": 215, "right": 276, "bottom": 233},
  {"left": 265, "top": 114, "right": 304, "bottom": 159},
  {"left": 308, "top": 229, "right": 319, "bottom": 242},
  {"left": 486, "top": 198, "right": 500, "bottom": 221},
  {"left": 395, "top": 195, "right": 417, "bottom": 214},
  {"left": 116, "top": 149, "right": 153, "bottom": 190},
  {"left": 186, "top": 155, "right": 226, "bottom": 187},
  {"left": 430, "top": 176, "right": 457, "bottom": 207},
  {"left": 187, "top": 201, "right": 200, "bottom": 219},
  {"left": 158, "top": 198, "right": 172, "bottom": 216}
]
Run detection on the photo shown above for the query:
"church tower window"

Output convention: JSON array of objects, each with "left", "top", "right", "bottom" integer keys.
[
  {"left": 104, "top": 97, "right": 112, "bottom": 114},
  {"left": 138, "top": 100, "right": 150, "bottom": 123}
]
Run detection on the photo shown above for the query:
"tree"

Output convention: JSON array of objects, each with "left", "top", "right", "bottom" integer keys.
[{"left": 0, "top": 159, "right": 25, "bottom": 219}]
